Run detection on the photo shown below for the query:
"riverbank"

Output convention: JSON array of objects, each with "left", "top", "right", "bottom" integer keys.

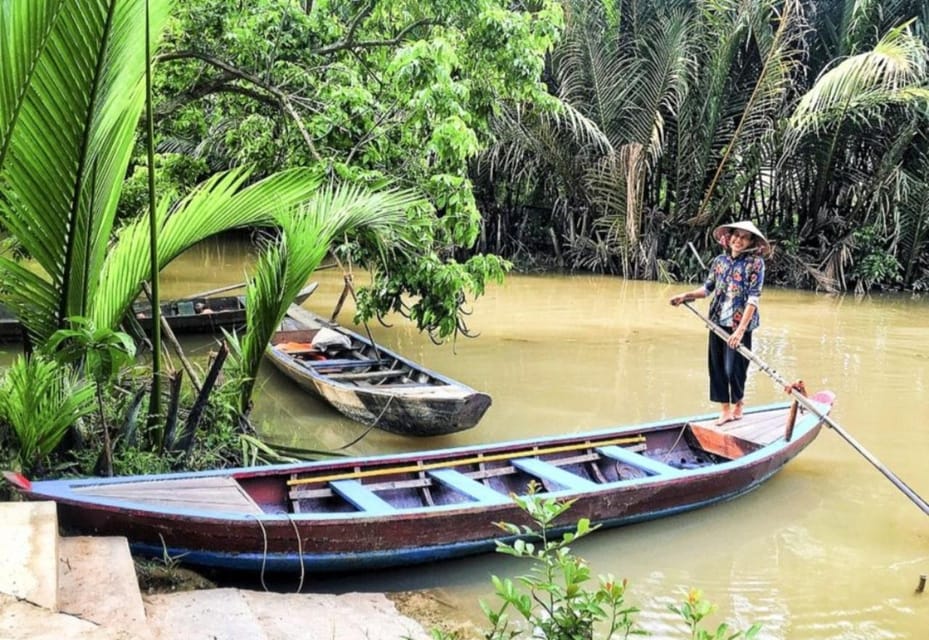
[{"left": 0, "top": 500, "right": 477, "bottom": 640}]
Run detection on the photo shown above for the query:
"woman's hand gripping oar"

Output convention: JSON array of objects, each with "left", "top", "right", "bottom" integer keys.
[{"left": 681, "top": 300, "right": 929, "bottom": 518}]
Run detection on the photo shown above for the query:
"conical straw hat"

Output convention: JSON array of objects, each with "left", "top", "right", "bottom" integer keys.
[{"left": 713, "top": 220, "right": 770, "bottom": 255}]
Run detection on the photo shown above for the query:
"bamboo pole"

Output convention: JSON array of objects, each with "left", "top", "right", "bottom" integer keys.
[
  {"left": 682, "top": 301, "right": 929, "bottom": 517},
  {"left": 141, "top": 283, "right": 203, "bottom": 394}
]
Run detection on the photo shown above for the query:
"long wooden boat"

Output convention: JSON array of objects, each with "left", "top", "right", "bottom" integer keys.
[
  {"left": 264, "top": 305, "right": 492, "bottom": 436},
  {"left": 132, "top": 283, "right": 318, "bottom": 335},
  {"left": 0, "top": 284, "right": 317, "bottom": 341},
  {"left": 5, "top": 392, "right": 834, "bottom": 574}
]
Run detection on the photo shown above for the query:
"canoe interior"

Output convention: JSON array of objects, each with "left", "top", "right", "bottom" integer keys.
[
  {"left": 270, "top": 326, "right": 438, "bottom": 387},
  {"left": 133, "top": 294, "right": 246, "bottom": 320},
  {"left": 70, "top": 406, "right": 799, "bottom": 518}
]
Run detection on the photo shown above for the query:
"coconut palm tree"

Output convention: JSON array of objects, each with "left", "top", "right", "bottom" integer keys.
[
  {"left": 477, "top": 0, "right": 805, "bottom": 278},
  {"left": 779, "top": 21, "right": 929, "bottom": 289}
]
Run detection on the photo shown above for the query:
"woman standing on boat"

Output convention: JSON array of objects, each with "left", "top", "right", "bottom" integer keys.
[{"left": 669, "top": 221, "right": 770, "bottom": 426}]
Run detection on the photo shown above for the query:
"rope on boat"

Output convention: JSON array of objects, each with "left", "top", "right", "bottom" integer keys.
[
  {"left": 287, "top": 434, "right": 647, "bottom": 486},
  {"left": 250, "top": 514, "right": 270, "bottom": 592},
  {"left": 287, "top": 514, "right": 306, "bottom": 593},
  {"left": 334, "top": 395, "right": 398, "bottom": 451},
  {"left": 250, "top": 513, "right": 306, "bottom": 593}
]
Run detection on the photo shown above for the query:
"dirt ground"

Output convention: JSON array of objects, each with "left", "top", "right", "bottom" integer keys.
[{"left": 389, "top": 589, "right": 482, "bottom": 639}]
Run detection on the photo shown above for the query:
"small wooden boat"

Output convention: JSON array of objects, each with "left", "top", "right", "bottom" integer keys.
[
  {"left": 132, "top": 283, "right": 318, "bottom": 335},
  {"left": 265, "top": 305, "right": 492, "bottom": 436},
  {"left": 0, "top": 305, "right": 22, "bottom": 342},
  {"left": 0, "top": 284, "right": 318, "bottom": 342},
  {"left": 4, "top": 392, "right": 834, "bottom": 574}
]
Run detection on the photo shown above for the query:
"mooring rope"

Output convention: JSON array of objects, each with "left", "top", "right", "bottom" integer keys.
[
  {"left": 249, "top": 513, "right": 271, "bottom": 592},
  {"left": 334, "top": 394, "right": 398, "bottom": 450},
  {"left": 286, "top": 514, "right": 306, "bottom": 593}
]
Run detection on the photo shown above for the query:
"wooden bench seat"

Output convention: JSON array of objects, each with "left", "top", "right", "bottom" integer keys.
[
  {"left": 597, "top": 445, "right": 683, "bottom": 476},
  {"left": 326, "top": 369, "right": 407, "bottom": 381},
  {"left": 428, "top": 468, "right": 510, "bottom": 504},
  {"left": 329, "top": 479, "right": 397, "bottom": 514},
  {"left": 308, "top": 358, "right": 385, "bottom": 369},
  {"left": 511, "top": 457, "right": 597, "bottom": 491}
]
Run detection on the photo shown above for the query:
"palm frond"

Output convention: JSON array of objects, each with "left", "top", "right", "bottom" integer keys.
[
  {"left": 231, "top": 183, "right": 419, "bottom": 411},
  {"left": 0, "top": 354, "right": 96, "bottom": 471},
  {"left": 0, "top": 0, "right": 64, "bottom": 167},
  {"left": 788, "top": 21, "right": 929, "bottom": 135},
  {"left": 692, "top": 0, "right": 807, "bottom": 224},
  {"left": 0, "top": 0, "right": 174, "bottom": 341},
  {"left": 91, "top": 167, "right": 325, "bottom": 332}
]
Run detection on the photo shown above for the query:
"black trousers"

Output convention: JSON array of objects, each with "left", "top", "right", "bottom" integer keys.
[{"left": 707, "top": 329, "right": 752, "bottom": 404}]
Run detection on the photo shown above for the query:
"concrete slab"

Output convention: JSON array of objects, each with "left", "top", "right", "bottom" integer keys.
[
  {"left": 0, "top": 501, "right": 59, "bottom": 610},
  {"left": 0, "top": 593, "right": 140, "bottom": 640},
  {"left": 143, "top": 589, "right": 266, "bottom": 640},
  {"left": 142, "top": 589, "right": 431, "bottom": 640},
  {"left": 244, "top": 591, "right": 431, "bottom": 640},
  {"left": 59, "top": 536, "right": 150, "bottom": 639}
]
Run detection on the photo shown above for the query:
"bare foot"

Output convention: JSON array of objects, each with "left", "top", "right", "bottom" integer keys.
[
  {"left": 732, "top": 401, "right": 744, "bottom": 420},
  {"left": 715, "top": 413, "right": 733, "bottom": 426}
]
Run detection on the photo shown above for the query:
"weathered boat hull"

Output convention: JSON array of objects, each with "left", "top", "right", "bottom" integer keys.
[
  {"left": 265, "top": 306, "right": 491, "bottom": 436},
  {"left": 8, "top": 394, "right": 833, "bottom": 573},
  {"left": 0, "top": 284, "right": 317, "bottom": 341},
  {"left": 265, "top": 346, "right": 491, "bottom": 436},
  {"left": 134, "top": 283, "right": 318, "bottom": 335}
]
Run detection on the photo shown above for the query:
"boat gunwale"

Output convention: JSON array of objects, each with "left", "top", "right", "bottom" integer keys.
[{"left": 25, "top": 400, "right": 828, "bottom": 522}]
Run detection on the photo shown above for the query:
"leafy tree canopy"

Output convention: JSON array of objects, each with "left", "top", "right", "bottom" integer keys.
[{"left": 149, "top": 0, "right": 565, "bottom": 338}]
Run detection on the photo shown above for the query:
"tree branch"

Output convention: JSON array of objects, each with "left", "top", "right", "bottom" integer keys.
[
  {"left": 312, "top": 18, "right": 439, "bottom": 56},
  {"left": 156, "top": 50, "right": 322, "bottom": 161}
]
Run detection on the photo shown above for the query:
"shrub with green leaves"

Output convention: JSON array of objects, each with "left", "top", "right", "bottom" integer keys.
[
  {"left": 0, "top": 355, "right": 96, "bottom": 473},
  {"left": 431, "top": 487, "right": 760, "bottom": 639}
]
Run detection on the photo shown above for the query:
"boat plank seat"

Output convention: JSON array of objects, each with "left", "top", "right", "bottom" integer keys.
[
  {"left": 428, "top": 469, "right": 510, "bottom": 505},
  {"left": 687, "top": 407, "right": 791, "bottom": 457},
  {"left": 597, "top": 445, "right": 683, "bottom": 476},
  {"left": 329, "top": 479, "right": 397, "bottom": 514},
  {"left": 512, "top": 457, "right": 597, "bottom": 491},
  {"left": 326, "top": 369, "right": 407, "bottom": 381},
  {"left": 309, "top": 358, "right": 386, "bottom": 369},
  {"left": 273, "top": 345, "right": 321, "bottom": 357}
]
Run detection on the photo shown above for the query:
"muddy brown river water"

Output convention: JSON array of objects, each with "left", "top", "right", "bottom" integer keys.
[{"left": 25, "top": 239, "right": 929, "bottom": 638}]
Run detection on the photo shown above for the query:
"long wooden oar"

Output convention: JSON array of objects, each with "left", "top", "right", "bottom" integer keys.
[
  {"left": 181, "top": 281, "right": 246, "bottom": 300},
  {"left": 682, "top": 301, "right": 929, "bottom": 517}
]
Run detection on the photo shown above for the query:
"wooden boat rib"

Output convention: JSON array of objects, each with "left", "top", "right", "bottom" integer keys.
[
  {"left": 264, "top": 305, "right": 492, "bottom": 436},
  {"left": 7, "top": 391, "right": 834, "bottom": 574}
]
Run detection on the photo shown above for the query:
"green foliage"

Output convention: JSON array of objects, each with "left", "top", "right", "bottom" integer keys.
[
  {"left": 44, "top": 317, "right": 139, "bottom": 475},
  {"left": 432, "top": 491, "right": 762, "bottom": 639},
  {"left": 668, "top": 589, "right": 761, "bottom": 640},
  {"left": 223, "top": 182, "right": 420, "bottom": 412},
  {"left": 0, "top": 355, "right": 96, "bottom": 473},
  {"left": 478, "top": 490, "right": 639, "bottom": 639},
  {"left": 153, "top": 0, "right": 562, "bottom": 339},
  {"left": 849, "top": 225, "right": 903, "bottom": 292},
  {"left": 469, "top": 0, "right": 929, "bottom": 293},
  {"left": 45, "top": 318, "right": 137, "bottom": 384}
]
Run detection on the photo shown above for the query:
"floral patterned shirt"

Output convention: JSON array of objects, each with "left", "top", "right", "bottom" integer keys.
[{"left": 702, "top": 252, "right": 765, "bottom": 331}]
